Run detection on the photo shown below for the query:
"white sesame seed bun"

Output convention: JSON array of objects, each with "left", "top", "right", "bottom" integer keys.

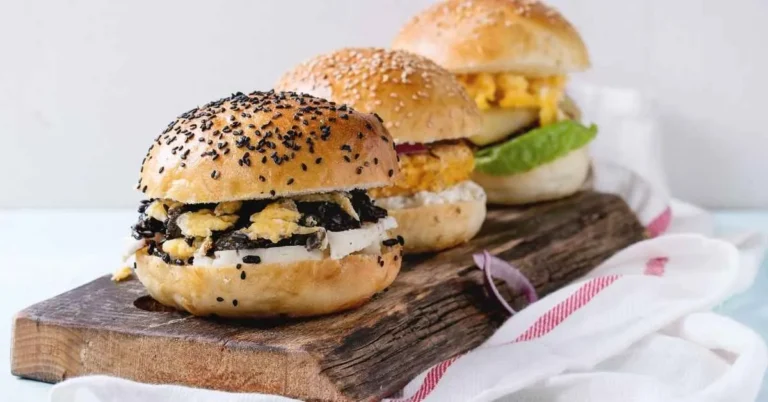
[
  {"left": 392, "top": 0, "right": 590, "bottom": 75},
  {"left": 275, "top": 48, "right": 482, "bottom": 144},
  {"left": 134, "top": 245, "right": 402, "bottom": 318},
  {"left": 138, "top": 91, "right": 399, "bottom": 203},
  {"left": 386, "top": 198, "right": 486, "bottom": 254},
  {"left": 472, "top": 146, "right": 590, "bottom": 205}
]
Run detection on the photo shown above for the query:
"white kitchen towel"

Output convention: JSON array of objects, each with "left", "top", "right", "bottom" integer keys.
[{"left": 49, "top": 87, "right": 768, "bottom": 402}]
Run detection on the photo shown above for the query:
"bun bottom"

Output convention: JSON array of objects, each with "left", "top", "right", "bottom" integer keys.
[
  {"left": 134, "top": 246, "right": 402, "bottom": 318},
  {"left": 472, "top": 147, "right": 591, "bottom": 205},
  {"left": 388, "top": 198, "right": 486, "bottom": 254}
]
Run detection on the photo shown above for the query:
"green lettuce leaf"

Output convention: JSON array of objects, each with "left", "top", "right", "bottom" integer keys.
[{"left": 474, "top": 121, "right": 598, "bottom": 176}]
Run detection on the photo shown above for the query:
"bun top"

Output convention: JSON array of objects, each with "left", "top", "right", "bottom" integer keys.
[
  {"left": 137, "top": 91, "right": 399, "bottom": 203},
  {"left": 392, "top": 0, "right": 590, "bottom": 76},
  {"left": 275, "top": 48, "right": 482, "bottom": 144}
]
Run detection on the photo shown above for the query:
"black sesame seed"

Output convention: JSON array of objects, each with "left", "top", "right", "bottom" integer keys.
[
  {"left": 259, "top": 175, "right": 266, "bottom": 182},
  {"left": 354, "top": 153, "right": 360, "bottom": 160},
  {"left": 236, "top": 264, "right": 242, "bottom": 269},
  {"left": 211, "top": 170, "right": 220, "bottom": 179},
  {"left": 240, "top": 271, "right": 246, "bottom": 280},
  {"left": 270, "top": 190, "right": 276, "bottom": 196},
  {"left": 397, "top": 235, "right": 405, "bottom": 245},
  {"left": 343, "top": 155, "right": 351, "bottom": 163},
  {"left": 243, "top": 255, "right": 261, "bottom": 264},
  {"left": 366, "top": 123, "right": 373, "bottom": 130},
  {"left": 315, "top": 157, "right": 323, "bottom": 164},
  {"left": 217, "top": 297, "right": 224, "bottom": 302},
  {"left": 374, "top": 157, "right": 379, "bottom": 165},
  {"left": 301, "top": 163, "right": 307, "bottom": 171},
  {"left": 287, "top": 178, "right": 294, "bottom": 185},
  {"left": 233, "top": 299, "right": 238, "bottom": 307},
  {"left": 388, "top": 169, "right": 394, "bottom": 177},
  {"left": 356, "top": 166, "right": 363, "bottom": 174},
  {"left": 380, "top": 135, "right": 389, "bottom": 143},
  {"left": 358, "top": 132, "right": 364, "bottom": 139},
  {"left": 383, "top": 238, "right": 399, "bottom": 247},
  {"left": 340, "top": 144, "right": 352, "bottom": 152}
]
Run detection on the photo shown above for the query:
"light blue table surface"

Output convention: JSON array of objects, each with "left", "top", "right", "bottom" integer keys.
[{"left": 712, "top": 212, "right": 768, "bottom": 401}]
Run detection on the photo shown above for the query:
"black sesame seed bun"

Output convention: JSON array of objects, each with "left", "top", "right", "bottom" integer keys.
[
  {"left": 138, "top": 91, "right": 399, "bottom": 203},
  {"left": 392, "top": 0, "right": 590, "bottom": 76},
  {"left": 134, "top": 245, "right": 402, "bottom": 318},
  {"left": 275, "top": 48, "right": 482, "bottom": 144}
]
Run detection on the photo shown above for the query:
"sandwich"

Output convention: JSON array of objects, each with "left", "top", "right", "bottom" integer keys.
[
  {"left": 127, "top": 90, "right": 402, "bottom": 318},
  {"left": 276, "top": 48, "right": 486, "bottom": 254},
  {"left": 393, "top": 0, "right": 597, "bottom": 205}
]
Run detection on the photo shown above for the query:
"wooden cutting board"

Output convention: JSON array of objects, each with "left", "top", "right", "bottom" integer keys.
[{"left": 11, "top": 191, "right": 646, "bottom": 401}]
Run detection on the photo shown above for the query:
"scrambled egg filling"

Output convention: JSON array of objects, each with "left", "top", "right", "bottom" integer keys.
[
  {"left": 455, "top": 73, "right": 567, "bottom": 126},
  {"left": 214, "top": 201, "right": 242, "bottom": 216},
  {"left": 111, "top": 266, "right": 133, "bottom": 282},
  {"left": 369, "top": 142, "right": 475, "bottom": 199},
  {"left": 162, "top": 238, "right": 201, "bottom": 260},
  {"left": 151, "top": 194, "right": 367, "bottom": 260},
  {"left": 145, "top": 199, "right": 183, "bottom": 222},
  {"left": 241, "top": 200, "right": 319, "bottom": 243},
  {"left": 176, "top": 209, "right": 238, "bottom": 237}
]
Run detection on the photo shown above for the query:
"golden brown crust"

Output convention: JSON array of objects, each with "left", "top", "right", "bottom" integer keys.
[
  {"left": 134, "top": 246, "right": 402, "bottom": 318},
  {"left": 472, "top": 147, "right": 590, "bottom": 205},
  {"left": 275, "top": 48, "right": 482, "bottom": 144},
  {"left": 137, "top": 91, "right": 399, "bottom": 203},
  {"left": 392, "top": 0, "right": 590, "bottom": 75},
  {"left": 387, "top": 199, "right": 486, "bottom": 254}
]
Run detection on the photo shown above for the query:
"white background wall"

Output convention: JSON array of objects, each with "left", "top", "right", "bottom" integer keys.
[{"left": 1, "top": 0, "right": 767, "bottom": 208}]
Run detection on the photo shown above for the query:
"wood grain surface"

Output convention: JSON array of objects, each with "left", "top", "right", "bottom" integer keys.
[{"left": 11, "top": 191, "right": 646, "bottom": 401}]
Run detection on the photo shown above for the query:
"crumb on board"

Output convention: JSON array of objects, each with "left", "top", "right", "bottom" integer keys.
[{"left": 112, "top": 266, "right": 133, "bottom": 282}]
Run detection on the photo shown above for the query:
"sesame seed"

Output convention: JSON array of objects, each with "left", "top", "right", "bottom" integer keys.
[
  {"left": 356, "top": 166, "right": 363, "bottom": 174},
  {"left": 217, "top": 297, "right": 224, "bottom": 302},
  {"left": 388, "top": 169, "right": 394, "bottom": 177},
  {"left": 383, "top": 238, "right": 399, "bottom": 247},
  {"left": 315, "top": 157, "right": 323, "bottom": 164},
  {"left": 243, "top": 255, "right": 261, "bottom": 264},
  {"left": 233, "top": 299, "right": 238, "bottom": 307},
  {"left": 287, "top": 178, "right": 294, "bottom": 185},
  {"left": 240, "top": 271, "right": 246, "bottom": 280},
  {"left": 301, "top": 163, "right": 307, "bottom": 171}
]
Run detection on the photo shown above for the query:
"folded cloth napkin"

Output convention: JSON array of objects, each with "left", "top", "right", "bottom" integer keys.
[{"left": 50, "top": 87, "right": 768, "bottom": 402}]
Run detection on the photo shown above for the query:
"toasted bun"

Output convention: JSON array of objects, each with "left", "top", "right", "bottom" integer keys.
[
  {"left": 472, "top": 146, "right": 590, "bottom": 204},
  {"left": 134, "top": 246, "right": 402, "bottom": 318},
  {"left": 137, "top": 91, "right": 399, "bottom": 203},
  {"left": 387, "top": 199, "right": 486, "bottom": 254},
  {"left": 275, "top": 48, "right": 482, "bottom": 144},
  {"left": 393, "top": 0, "right": 590, "bottom": 75}
]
